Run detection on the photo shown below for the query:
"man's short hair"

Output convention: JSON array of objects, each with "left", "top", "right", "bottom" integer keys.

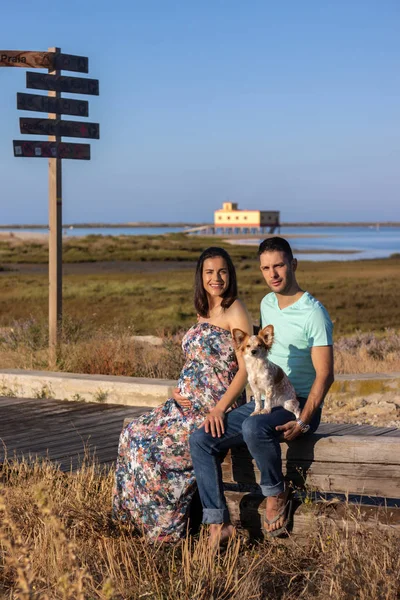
[{"left": 257, "top": 237, "right": 294, "bottom": 261}]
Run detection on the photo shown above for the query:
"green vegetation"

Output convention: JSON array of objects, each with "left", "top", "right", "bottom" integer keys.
[
  {"left": 0, "top": 247, "right": 399, "bottom": 335},
  {"left": 0, "top": 233, "right": 258, "bottom": 264}
]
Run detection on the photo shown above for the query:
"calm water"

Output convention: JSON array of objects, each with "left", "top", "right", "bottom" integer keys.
[{"left": 4, "top": 225, "right": 400, "bottom": 261}]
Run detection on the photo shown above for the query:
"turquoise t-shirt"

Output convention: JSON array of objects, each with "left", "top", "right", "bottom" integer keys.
[{"left": 260, "top": 291, "right": 333, "bottom": 398}]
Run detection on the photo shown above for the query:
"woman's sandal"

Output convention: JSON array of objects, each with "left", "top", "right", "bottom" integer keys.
[{"left": 263, "top": 495, "right": 293, "bottom": 539}]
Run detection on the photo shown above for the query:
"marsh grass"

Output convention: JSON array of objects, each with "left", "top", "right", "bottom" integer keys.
[
  {"left": 1, "top": 317, "right": 399, "bottom": 377},
  {"left": 1, "top": 251, "right": 400, "bottom": 335},
  {"left": 0, "top": 455, "right": 399, "bottom": 599}
]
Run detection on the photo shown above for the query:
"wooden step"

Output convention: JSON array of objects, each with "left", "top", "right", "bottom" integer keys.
[{"left": 225, "top": 491, "right": 400, "bottom": 539}]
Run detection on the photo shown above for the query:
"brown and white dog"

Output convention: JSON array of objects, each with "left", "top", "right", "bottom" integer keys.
[{"left": 233, "top": 325, "right": 301, "bottom": 418}]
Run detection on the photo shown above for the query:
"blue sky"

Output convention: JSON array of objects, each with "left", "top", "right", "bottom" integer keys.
[{"left": 0, "top": 0, "right": 399, "bottom": 224}]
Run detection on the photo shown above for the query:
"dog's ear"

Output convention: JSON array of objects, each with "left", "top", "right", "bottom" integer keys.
[
  {"left": 260, "top": 324, "right": 274, "bottom": 348},
  {"left": 232, "top": 328, "right": 247, "bottom": 348}
]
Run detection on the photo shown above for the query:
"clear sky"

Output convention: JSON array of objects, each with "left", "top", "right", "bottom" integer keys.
[{"left": 0, "top": 0, "right": 399, "bottom": 224}]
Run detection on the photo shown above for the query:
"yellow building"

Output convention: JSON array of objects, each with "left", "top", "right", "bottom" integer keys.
[{"left": 214, "top": 202, "right": 280, "bottom": 233}]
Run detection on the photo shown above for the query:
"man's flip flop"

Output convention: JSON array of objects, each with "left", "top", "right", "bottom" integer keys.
[{"left": 263, "top": 497, "right": 293, "bottom": 539}]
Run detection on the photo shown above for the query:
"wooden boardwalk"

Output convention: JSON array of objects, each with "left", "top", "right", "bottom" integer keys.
[{"left": 0, "top": 396, "right": 399, "bottom": 472}]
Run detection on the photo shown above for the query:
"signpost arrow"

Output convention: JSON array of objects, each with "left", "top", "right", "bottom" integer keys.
[
  {"left": 20, "top": 117, "right": 100, "bottom": 139},
  {"left": 27, "top": 72, "right": 99, "bottom": 95},
  {"left": 17, "top": 92, "right": 89, "bottom": 117},
  {"left": 54, "top": 53, "right": 88, "bottom": 73},
  {"left": 13, "top": 140, "right": 91, "bottom": 160},
  {"left": 0, "top": 51, "right": 53, "bottom": 69},
  {"left": 0, "top": 50, "right": 88, "bottom": 73}
]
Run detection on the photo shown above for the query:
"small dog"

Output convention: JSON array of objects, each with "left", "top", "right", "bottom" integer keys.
[{"left": 233, "top": 325, "right": 300, "bottom": 418}]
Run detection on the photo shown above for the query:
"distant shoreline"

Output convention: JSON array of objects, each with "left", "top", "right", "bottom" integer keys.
[{"left": 0, "top": 221, "right": 399, "bottom": 229}]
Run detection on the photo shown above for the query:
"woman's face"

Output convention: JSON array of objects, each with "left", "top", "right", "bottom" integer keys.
[{"left": 202, "top": 256, "right": 229, "bottom": 299}]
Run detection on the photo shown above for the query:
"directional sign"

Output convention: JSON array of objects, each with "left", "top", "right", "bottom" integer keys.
[
  {"left": 0, "top": 51, "right": 88, "bottom": 73},
  {"left": 0, "top": 50, "right": 53, "bottom": 69},
  {"left": 13, "top": 140, "right": 90, "bottom": 160},
  {"left": 54, "top": 53, "right": 88, "bottom": 73},
  {"left": 27, "top": 72, "right": 99, "bottom": 95},
  {"left": 20, "top": 117, "right": 100, "bottom": 139},
  {"left": 17, "top": 92, "right": 89, "bottom": 117}
]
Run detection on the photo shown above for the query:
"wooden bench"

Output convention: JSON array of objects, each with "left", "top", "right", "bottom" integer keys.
[
  {"left": 122, "top": 418, "right": 400, "bottom": 537},
  {"left": 222, "top": 422, "right": 400, "bottom": 538}
]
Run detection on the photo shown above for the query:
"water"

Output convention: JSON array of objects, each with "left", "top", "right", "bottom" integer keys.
[
  {"left": 265, "top": 226, "right": 400, "bottom": 261},
  {"left": 2, "top": 225, "right": 399, "bottom": 261}
]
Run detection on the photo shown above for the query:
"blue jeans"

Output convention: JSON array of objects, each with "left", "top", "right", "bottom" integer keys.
[{"left": 189, "top": 398, "right": 321, "bottom": 524}]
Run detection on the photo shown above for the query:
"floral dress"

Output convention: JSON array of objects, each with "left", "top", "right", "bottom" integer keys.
[{"left": 112, "top": 322, "right": 243, "bottom": 541}]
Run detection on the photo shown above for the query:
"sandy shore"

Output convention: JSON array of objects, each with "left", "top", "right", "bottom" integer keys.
[
  {"left": 0, "top": 230, "right": 328, "bottom": 244},
  {"left": 0, "top": 231, "right": 48, "bottom": 243}
]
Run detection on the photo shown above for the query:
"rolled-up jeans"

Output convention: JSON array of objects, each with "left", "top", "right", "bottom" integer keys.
[{"left": 189, "top": 397, "right": 321, "bottom": 525}]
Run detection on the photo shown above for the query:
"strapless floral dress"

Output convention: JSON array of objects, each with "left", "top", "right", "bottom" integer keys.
[{"left": 112, "top": 322, "right": 243, "bottom": 541}]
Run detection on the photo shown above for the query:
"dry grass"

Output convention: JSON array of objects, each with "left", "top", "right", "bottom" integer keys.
[
  {"left": 1, "top": 319, "right": 399, "bottom": 377},
  {"left": 0, "top": 455, "right": 399, "bottom": 599}
]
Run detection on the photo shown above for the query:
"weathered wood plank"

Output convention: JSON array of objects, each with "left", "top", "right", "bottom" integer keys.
[
  {"left": 224, "top": 491, "right": 400, "bottom": 538},
  {"left": 20, "top": 117, "right": 100, "bottom": 140},
  {"left": 17, "top": 93, "right": 89, "bottom": 117},
  {"left": 26, "top": 72, "right": 99, "bottom": 95},
  {"left": 223, "top": 461, "right": 400, "bottom": 498},
  {"left": 13, "top": 140, "right": 91, "bottom": 160}
]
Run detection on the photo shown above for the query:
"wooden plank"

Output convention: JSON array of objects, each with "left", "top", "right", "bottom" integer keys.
[
  {"left": 27, "top": 72, "right": 99, "bottom": 96},
  {"left": 383, "top": 429, "right": 400, "bottom": 437},
  {"left": 20, "top": 117, "right": 100, "bottom": 139},
  {"left": 17, "top": 93, "right": 89, "bottom": 117},
  {"left": 13, "top": 140, "right": 90, "bottom": 160},
  {"left": 0, "top": 408, "right": 131, "bottom": 438},
  {"left": 316, "top": 423, "right": 357, "bottom": 435},
  {"left": 222, "top": 460, "right": 400, "bottom": 497},
  {"left": 0, "top": 51, "right": 88, "bottom": 73},
  {"left": 3, "top": 414, "right": 128, "bottom": 445},
  {"left": 0, "top": 50, "right": 53, "bottom": 69},
  {"left": 283, "top": 434, "right": 400, "bottom": 464},
  {"left": 224, "top": 491, "right": 400, "bottom": 538},
  {"left": 223, "top": 435, "right": 400, "bottom": 467},
  {"left": 54, "top": 53, "right": 88, "bottom": 74}
]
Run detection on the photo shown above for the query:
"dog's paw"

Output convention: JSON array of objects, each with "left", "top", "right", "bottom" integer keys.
[
  {"left": 250, "top": 410, "right": 261, "bottom": 416},
  {"left": 260, "top": 408, "right": 271, "bottom": 414}
]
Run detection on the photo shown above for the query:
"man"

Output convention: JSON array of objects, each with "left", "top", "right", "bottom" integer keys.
[{"left": 189, "top": 237, "right": 334, "bottom": 543}]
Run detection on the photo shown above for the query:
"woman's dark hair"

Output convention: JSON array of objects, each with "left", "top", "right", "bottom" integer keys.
[
  {"left": 257, "top": 237, "right": 293, "bottom": 261},
  {"left": 194, "top": 247, "right": 238, "bottom": 317}
]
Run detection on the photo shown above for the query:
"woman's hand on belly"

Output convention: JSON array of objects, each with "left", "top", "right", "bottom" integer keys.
[{"left": 172, "top": 387, "right": 192, "bottom": 409}]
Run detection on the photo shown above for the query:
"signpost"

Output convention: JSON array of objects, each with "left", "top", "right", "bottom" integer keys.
[{"left": 1, "top": 47, "right": 99, "bottom": 365}]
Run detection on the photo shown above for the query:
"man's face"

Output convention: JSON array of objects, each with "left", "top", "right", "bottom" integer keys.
[{"left": 259, "top": 250, "right": 297, "bottom": 295}]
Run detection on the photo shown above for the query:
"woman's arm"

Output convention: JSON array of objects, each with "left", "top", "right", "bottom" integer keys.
[{"left": 202, "top": 299, "right": 253, "bottom": 437}]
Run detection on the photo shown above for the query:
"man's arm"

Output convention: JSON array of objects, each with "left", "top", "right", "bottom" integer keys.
[{"left": 276, "top": 345, "right": 334, "bottom": 441}]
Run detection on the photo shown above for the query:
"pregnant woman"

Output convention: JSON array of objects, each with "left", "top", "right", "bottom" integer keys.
[{"left": 112, "top": 247, "right": 252, "bottom": 542}]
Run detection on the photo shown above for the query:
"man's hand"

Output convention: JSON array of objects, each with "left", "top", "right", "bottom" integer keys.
[
  {"left": 276, "top": 420, "right": 302, "bottom": 441},
  {"left": 202, "top": 407, "right": 226, "bottom": 438},
  {"left": 172, "top": 387, "right": 192, "bottom": 409}
]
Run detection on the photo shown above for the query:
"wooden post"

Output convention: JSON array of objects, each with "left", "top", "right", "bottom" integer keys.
[{"left": 48, "top": 47, "right": 62, "bottom": 367}]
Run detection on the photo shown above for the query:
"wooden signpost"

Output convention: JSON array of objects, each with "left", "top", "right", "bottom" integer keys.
[{"left": 0, "top": 47, "right": 99, "bottom": 365}]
